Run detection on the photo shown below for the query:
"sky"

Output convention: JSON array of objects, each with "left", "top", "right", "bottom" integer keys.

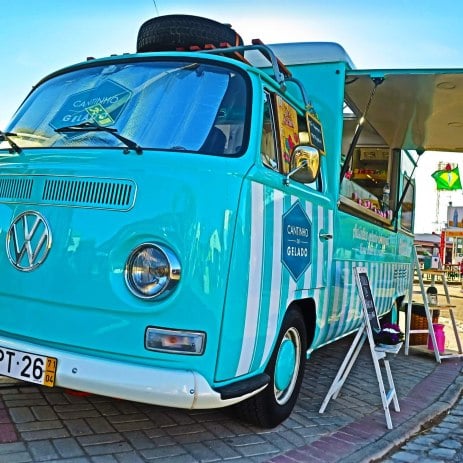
[{"left": 2, "top": 0, "right": 463, "bottom": 233}]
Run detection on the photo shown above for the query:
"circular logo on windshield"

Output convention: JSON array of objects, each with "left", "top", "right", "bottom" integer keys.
[{"left": 6, "top": 211, "right": 52, "bottom": 271}]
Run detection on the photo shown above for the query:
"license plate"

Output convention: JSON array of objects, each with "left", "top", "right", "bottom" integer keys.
[{"left": 0, "top": 346, "right": 57, "bottom": 387}]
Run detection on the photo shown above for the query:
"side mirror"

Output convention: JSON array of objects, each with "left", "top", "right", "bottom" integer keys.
[{"left": 284, "top": 145, "right": 320, "bottom": 186}]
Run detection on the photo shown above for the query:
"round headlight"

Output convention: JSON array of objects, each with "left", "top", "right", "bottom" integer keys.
[{"left": 125, "top": 243, "right": 181, "bottom": 299}]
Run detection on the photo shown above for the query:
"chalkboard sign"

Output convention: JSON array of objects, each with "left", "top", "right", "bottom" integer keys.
[
  {"left": 354, "top": 267, "right": 381, "bottom": 334},
  {"left": 306, "top": 113, "right": 325, "bottom": 155}
]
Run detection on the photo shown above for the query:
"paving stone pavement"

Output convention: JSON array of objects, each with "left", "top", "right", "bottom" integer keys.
[
  {"left": 0, "top": 331, "right": 462, "bottom": 463},
  {"left": 382, "top": 392, "right": 463, "bottom": 462},
  {"left": 376, "top": 283, "right": 463, "bottom": 463}
]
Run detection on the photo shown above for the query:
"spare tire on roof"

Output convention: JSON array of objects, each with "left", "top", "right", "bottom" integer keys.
[{"left": 136, "top": 14, "right": 244, "bottom": 53}]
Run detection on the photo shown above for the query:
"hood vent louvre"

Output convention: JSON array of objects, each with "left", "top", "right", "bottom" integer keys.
[
  {"left": 0, "top": 175, "right": 136, "bottom": 210},
  {"left": 0, "top": 177, "right": 33, "bottom": 200},
  {"left": 43, "top": 178, "right": 134, "bottom": 208}
]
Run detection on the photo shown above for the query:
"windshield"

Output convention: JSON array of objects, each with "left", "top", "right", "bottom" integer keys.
[{"left": 3, "top": 59, "right": 249, "bottom": 156}]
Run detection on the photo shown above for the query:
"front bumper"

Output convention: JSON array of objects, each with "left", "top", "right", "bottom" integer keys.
[{"left": 0, "top": 335, "right": 261, "bottom": 409}]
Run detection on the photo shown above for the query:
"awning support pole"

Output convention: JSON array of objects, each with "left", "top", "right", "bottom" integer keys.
[{"left": 339, "top": 77, "right": 384, "bottom": 184}]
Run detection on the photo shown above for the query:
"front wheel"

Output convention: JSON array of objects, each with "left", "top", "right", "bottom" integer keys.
[{"left": 235, "top": 308, "right": 307, "bottom": 428}]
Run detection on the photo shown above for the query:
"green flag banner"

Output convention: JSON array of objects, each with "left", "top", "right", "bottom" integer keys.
[{"left": 431, "top": 166, "right": 462, "bottom": 191}]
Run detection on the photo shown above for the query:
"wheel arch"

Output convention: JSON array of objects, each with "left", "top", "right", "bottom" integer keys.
[{"left": 288, "top": 298, "right": 316, "bottom": 351}]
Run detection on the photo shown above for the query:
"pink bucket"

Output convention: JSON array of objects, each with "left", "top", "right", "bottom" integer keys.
[{"left": 427, "top": 323, "right": 445, "bottom": 353}]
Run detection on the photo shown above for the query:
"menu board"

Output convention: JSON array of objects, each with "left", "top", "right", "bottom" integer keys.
[
  {"left": 306, "top": 112, "right": 325, "bottom": 155},
  {"left": 354, "top": 267, "right": 381, "bottom": 334}
]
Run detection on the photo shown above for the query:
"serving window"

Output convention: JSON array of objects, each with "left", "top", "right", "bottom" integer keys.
[{"left": 340, "top": 146, "right": 393, "bottom": 222}]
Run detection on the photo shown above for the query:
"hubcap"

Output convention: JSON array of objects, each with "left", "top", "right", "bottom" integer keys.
[{"left": 274, "top": 326, "right": 301, "bottom": 405}]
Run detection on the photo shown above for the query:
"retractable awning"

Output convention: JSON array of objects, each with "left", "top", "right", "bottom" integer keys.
[{"left": 344, "top": 70, "right": 463, "bottom": 153}]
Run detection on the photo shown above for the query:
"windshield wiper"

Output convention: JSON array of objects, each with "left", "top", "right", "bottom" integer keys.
[
  {"left": 55, "top": 122, "right": 142, "bottom": 154},
  {"left": 0, "top": 131, "right": 22, "bottom": 154}
]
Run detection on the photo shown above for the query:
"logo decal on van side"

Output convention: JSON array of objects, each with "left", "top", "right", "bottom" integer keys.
[{"left": 282, "top": 202, "right": 311, "bottom": 280}]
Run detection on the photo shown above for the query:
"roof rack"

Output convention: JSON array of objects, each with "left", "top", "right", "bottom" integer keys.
[
  {"left": 200, "top": 39, "right": 310, "bottom": 107},
  {"left": 200, "top": 40, "right": 286, "bottom": 87}
]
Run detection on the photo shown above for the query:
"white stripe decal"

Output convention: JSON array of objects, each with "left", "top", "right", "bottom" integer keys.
[
  {"left": 236, "top": 183, "right": 264, "bottom": 376},
  {"left": 338, "top": 260, "right": 350, "bottom": 332},
  {"left": 326, "top": 211, "right": 334, "bottom": 286},
  {"left": 260, "top": 189, "right": 284, "bottom": 366},
  {"left": 316, "top": 205, "right": 325, "bottom": 288},
  {"left": 377, "top": 262, "right": 383, "bottom": 313},
  {"left": 303, "top": 201, "right": 313, "bottom": 290},
  {"left": 347, "top": 261, "right": 358, "bottom": 330},
  {"left": 320, "top": 210, "right": 333, "bottom": 325}
]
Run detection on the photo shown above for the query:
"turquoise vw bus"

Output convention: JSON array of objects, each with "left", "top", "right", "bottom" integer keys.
[{"left": 1, "top": 14, "right": 446, "bottom": 427}]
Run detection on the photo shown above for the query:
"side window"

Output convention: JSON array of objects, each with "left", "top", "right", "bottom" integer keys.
[
  {"left": 274, "top": 95, "right": 298, "bottom": 174},
  {"left": 261, "top": 92, "right": 279, "bottom": 170},
  {"left": 261, "top": 91, "right": 322, "bottom": 190}
]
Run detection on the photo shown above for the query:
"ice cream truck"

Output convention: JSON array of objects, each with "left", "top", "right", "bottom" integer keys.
[{"left": 1, "top": 14, "right": 455, "bottom": 427}]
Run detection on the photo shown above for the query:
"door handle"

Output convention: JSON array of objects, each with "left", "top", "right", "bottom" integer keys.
[{"left": 319, "top": 232, "right": 333, "bottom": 241}]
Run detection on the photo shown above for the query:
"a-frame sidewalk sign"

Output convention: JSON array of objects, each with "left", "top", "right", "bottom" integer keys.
[{"left": 319, "top": 266, "right": 402, "bottom": 429}]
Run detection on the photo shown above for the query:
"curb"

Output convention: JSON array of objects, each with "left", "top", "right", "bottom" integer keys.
[{"left": 353, "top": 372, "right": 463, "bottom": 463}]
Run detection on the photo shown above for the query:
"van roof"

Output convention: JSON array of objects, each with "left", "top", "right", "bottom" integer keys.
[{"left": 247, "top": 42, "right": 356, "bottom": 69}]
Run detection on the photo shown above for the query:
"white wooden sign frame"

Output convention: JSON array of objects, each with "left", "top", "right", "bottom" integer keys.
[{"left": 319, "top": 266, "right": 401, "bottom": 429}]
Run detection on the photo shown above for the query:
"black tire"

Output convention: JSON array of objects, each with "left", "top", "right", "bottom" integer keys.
[
  {"left": 234, "top": 308, "right": 307, "bottom": 428},
  {"left": 136, "top": 14, "right": 244, "bottom": 53}
]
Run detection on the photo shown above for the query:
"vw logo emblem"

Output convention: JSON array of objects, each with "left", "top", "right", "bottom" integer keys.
[{"left": 6, "top": 211, "right": 52, "bottom": 271}]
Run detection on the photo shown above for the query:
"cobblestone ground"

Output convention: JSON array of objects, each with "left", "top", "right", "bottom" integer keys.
[
  {"left": 382, "top": 392, "right": 463, "bottom": 462},
  {"left": 0, "top": 334, "right": 450, "bottom": 463},
  {"left": 0, "top": 281, "right": 461, "bottom": 462},
  {"left": 380, "top": 282, "right": 463, "bottom": 463}
]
